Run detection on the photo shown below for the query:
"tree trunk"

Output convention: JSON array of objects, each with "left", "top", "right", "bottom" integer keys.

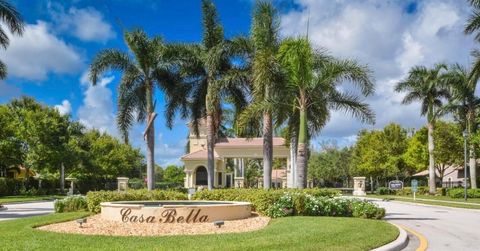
[
  {"left": 427, "top": 122, "right": 436, "bottom": 194},
  {"left": 206, "top": 113, "right": 215, "bottom": 190},
  {"left": 60, "top": 163, "right": 65, "bottom": 194},
  {"left": 470, "top": 146, "right": 477, "bottom": 189},
  {"left": 290, "top": 134, "right": 297, "bottom": 188},
  {"left": 263, "top": 111, "right": 272, "bottom": 189},
  {"left": 296, "top": 108, "right": 307, "bottom": 189},
  {"left": 146, "top": 84, "right": 155, "bottom": 191}
]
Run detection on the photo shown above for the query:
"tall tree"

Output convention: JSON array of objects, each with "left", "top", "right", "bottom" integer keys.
[
  {"left": 89, "top": 29, "right": 182, "bottom": 190},
  {"left": 172, "top": 0, "right": 249, "bottom": 190},
  {"left": 277, "top": 38, "right": 374, "bottom": 188},
  {"left": 0, "top": 0, "right": 24, "bottom": 79},
  {"left": 249, "top": 1, "right": 283, "bottom": 189},
  {"left": 444, "top": 64, "right": 480, "bottom": 188},
  {"left": 395, "top": 64, "right": 450, "bottom": 194}
]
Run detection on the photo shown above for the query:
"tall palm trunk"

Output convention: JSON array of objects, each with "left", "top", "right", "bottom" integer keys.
[
  {"left": 427, "top": 122, "right": 436, "bottom": 194},
  {"left": 290, "top": 133, "right": 297, "bottom": 187},
  {"left": 296, "top": 107, "right": 307, "bottom": 189},
  {"left": 263, "top": 111, "right": 272, "bottom": 189},
  {"left": 146, "top": 84, "right": 155, "bottom": 191},
  {"left": 468, "top": 110, "right": 477, "bottom": 189},
  {"left": 206, "top": 111, "right": 215, "bottom": 190}
]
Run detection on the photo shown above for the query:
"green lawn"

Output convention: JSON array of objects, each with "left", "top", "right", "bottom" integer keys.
[
  {"left": 0, "top": 195, "right": 65, "bottom": 204},
  {"left": 368, "top": 194, "right": 480, "bottom": 209},
  {"left": 0, "top": 212, "right": 398, "bottom": 251}
]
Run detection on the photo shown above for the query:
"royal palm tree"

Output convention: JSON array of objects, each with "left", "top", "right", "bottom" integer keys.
[
  {"left": 444, "top": 64, "right": 479, "bottom": 188},
  {"left": 173, "top": 0, "right": 249, "bottom": 190},
  {"left": 89, "top": 29, "right": 182, "bottom": 190},
  {"left": 395, "top": 63, "right": 450, "bottom": 194},
  {"left": 0, "top": 0, "right": 24, "bottom": 79},
  {"left": 466, "top": 0, "right": 480, "bottom": 41},
  {"left": 277, "top": 38, "right": 375, "bottom": 188},
  {"left": 246, "top": 1, "right": 283, "bottom": 189}
]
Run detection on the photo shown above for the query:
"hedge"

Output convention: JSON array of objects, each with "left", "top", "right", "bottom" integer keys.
[
  {"left": 54, "top": 195, "right": 88, "bottom": 213},
  {"left": 448, "top": 188, "right": 480, "bottom": 198},
  {"left": 192, "top": 188, "right": 340, "bottom": 215},
  {"left": 86, "top": 189, "right": 188, "bottom": 213}
]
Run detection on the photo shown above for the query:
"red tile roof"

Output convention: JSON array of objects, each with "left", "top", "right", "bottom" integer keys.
[{"left": 215, "top": 137, "right": 286, "bottom": 148}]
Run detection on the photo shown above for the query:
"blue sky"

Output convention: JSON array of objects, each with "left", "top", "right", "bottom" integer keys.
[{"left": 0, "top": 0, "right": 476, "bottom": 165}]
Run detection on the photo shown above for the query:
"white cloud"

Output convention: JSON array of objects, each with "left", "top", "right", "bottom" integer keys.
[
  {"left": 54, "top": 99, "right": 72, "bottom": 115},
  {"left": 77, "top": 72, "right": 117, "bottom": 135},
  {"left": 280, "top": 0, "right": 475, "bottom": 146},
  {"left": 153, "top": 133, "right": 187, "bottom": 166},
  {"left": 0, "top": 21, "right": 83, "bottom": 80},
  {"left": 49, "top": 4, "right": 116, "bottom": 43}
]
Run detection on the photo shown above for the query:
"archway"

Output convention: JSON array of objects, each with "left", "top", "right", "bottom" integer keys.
[{"left": 195, "top": 166, "right": 208, "bottom": 186}]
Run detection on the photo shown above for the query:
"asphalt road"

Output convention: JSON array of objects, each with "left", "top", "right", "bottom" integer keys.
[
  {"left": 0, "top": 201, "right": 54, "bottom": 221},
  {"left": 373, "top": 199, "right": 480, "bottom": 251}
]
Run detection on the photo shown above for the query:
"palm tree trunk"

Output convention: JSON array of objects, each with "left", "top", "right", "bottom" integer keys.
[
  {"left": 427, "top": 122, "right": 436, "bottom": 194},
  {"left": 146, "top": 84, "right": 155, "bottom": 191},
  {"left": 263, "top": 111, "right": 272, "bottom": 189},
  {"left": 296, "top": 107, "right": 307, "bottom": 189},
  {"left": 470, "top": 145, "right": 477, "bottom": 189},
  {"left": 290, "top": 134, "right": 297, "bottom": 187},
  {"left": 206, "top": 113, "right": 215, "bottom": 190}
]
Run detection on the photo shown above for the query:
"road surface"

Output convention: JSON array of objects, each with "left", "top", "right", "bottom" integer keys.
[
  {"left": 0, "top": 201, "right": 54, "bottom": 221},
  {"left": 373, "top": 199, "right": 480, "bottom": 250}
]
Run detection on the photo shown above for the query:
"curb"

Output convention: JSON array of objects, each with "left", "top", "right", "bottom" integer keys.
[
  {"left": 375, "top": 198, "right": 480, "bottom": 213},
  {"left": 371, "top": 222, "right": 409, "bottom": 251}
]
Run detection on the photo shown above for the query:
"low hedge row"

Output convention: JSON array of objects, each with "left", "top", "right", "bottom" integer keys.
[
  {"left": 54, "top": 195, "right": 88, "bottom": 213},
  {"left": 448, "top": 188, "right": 480, "bottom": 198},
  {"left": 86, "top": 189, "right": 188, "bottom": 213},
  {"left": 266, "top": 193, "right": 385, "bottom": 219},
  {"left": 192, "top": 188, "right": 340, "bottom": 215}
]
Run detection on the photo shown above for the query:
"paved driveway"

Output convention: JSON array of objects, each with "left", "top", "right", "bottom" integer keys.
[
  {"left": 373, "top": 199, "right": 480, "bottom": 251},
  {"left": 0, "top": 201, "right": 54, "bottom": 221}
]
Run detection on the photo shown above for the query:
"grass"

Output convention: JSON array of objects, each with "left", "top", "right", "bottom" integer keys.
[
  {"left": 368, "top": 194, "right": 480, "bottom": 210},
  {"left": 0, "top": 195, "right": 65, "bottom": 204},
  {"left": 0, "top": 212, "right": 398, "bottom": 251}
]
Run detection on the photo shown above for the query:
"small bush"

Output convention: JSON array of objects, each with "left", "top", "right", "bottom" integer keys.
[
  {"left": 193, "top": 188, "right": 340, "bottom": 215},
  {"left": 376, "top": 187, "right": 390, "bottom": 195},
  {"left": 128, "top": 178, "right": 145, "bottom": 189},
  {"left": 448, "top": 188, "right": 480, "bottom": 198},
  {"left": 54, "top": 195, "right": 88, "bottom": 213},
  {"left": 267, "top": 193, "right": 385, "bottom": 219},
  {"left": 86, "top": 189, "right": 188, "bottom": 213}
]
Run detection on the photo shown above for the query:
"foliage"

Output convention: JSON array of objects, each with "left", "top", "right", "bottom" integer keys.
[
  {"left": 163, "top": 165, "right": 185, "bottom": 184},
  {"left": 192, "top": 188, "right": 340, "bottom": 215},
  {"left": 54, "top": 195, "right": 87, "bottom": 213},
  {"left": 0, "top": 0, "right": 24, "bottom": 79},
  {"left": 86, "top": 189, "right": 188, "bottom": 213},
  {"left": 448, "top": 188, "right": 480, "bottom": 198},
  {"left": 376, "top": 187, "right": 391, "bottom": 195},
  {"left": 0, "top": 178, "right": 20, "bottom": 196},
  {"left": 266, "top": 193, "right": 385, "bottom": 219},
  {"left": 308, "top": 144, "right": 352, "bottom": 187}
]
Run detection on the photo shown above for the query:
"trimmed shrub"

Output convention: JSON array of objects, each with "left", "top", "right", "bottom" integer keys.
[
  {"left": 54, "top": 195, "right": 88, "bottom": 213},
  {"left": 86, "top": 189, "right": 188, "bottom": 213},
  {"left": 267, "top": 193, "right": 385, "bottom": 219},
  {"left": 0, "top": 178, "right": 22, "bottom": 196},
  {"left": 192, "top": 188, "right": 340, "bottom": 215},
  {"left": 128, "top": 178, "right": 145, "bottom": 189},
  {"left": 376, "top": 187, "right": 391, "bottom": 195},
  {"left": 448, "top": 188, "right": 480, "bottom": 198}
]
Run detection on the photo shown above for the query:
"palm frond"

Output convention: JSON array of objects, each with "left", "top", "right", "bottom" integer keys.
[{"left": 89, "top": 49, "right": 134, "bottom": 85}]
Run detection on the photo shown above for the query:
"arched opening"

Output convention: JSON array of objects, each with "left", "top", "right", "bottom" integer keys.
[{"left": 195, "top": 166, "right": 208, "bottom": 186}]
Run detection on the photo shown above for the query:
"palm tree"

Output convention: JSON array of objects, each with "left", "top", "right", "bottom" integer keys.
[
  {"left": 172, "top": 0, "right": 250, "bottom": 190},
  {"left": 248, "top": 1, "right": 283, "bottom": 189},
  {"left": 89, "top": 29, "right": 182, "bottom": 190},
  {"left": 0, "top": 0, "right": 24, "bottom": 79},
  {"left": 277, "top": 38, "right": 375, "bottom": 188},
  {"left": 466, "top": 0, "right": 480, "bottom": 41},
  {"left": 444, "top": 64, "right": 479, "bottom": 188},
  {"left": 395, "top": 63, "right": 450, "bottom": 194}
]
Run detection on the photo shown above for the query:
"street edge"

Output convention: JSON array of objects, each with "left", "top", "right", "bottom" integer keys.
[
  {"left": 371, "top": 197, "right": 480, "bottom": 213},
  {"left": 371, "top": 222, "right": 409, "bottom": 251}
]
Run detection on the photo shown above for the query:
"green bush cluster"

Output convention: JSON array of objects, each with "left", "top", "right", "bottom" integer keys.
[
  {"left": 376, "top": 187, "right": 391, "bottom": 195},
  {"left": 192, "top": 188, "right": 340, "bottom": 215},
  {"left": 448, "top": 188, "right": 480, "bottom": 198},
  {"left": 266, "top": 193, "right": 385, "bottom": 219},
  {"left": 86, "top": 189, "right": 188, "bottom": 213},
  {"left": 54, "top": 195, "right": 88, "bottom": 213},
  {"left": 0, "top": 178, "right": 17, "bottom": 196}
]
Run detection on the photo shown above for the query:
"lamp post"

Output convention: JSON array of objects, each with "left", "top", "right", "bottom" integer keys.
[{"left": 463, "top": 130, "right": 468, "bottom": 201}]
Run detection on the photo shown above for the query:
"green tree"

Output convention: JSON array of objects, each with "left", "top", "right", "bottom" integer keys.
[
  {"left": 309, "top": 145, "right": 352, "bottom": 187},
  {"left": 395, "top": 63, "right": 450, "bottom": 194},
  {"left": 0, "top": 0, "right": 24, "bottom": 79},
  {"left": 163, "top": 165, "right": 185, "bottom": 184},
  {"left": 444, "top": 64, "right": 480, "bottom": 188},
  {"left": 277, "top": 38, "right": 374, "bottom": 188},
  {"left": 172, "top": 0, "right": 249, "bottom": 190},
  {"left": 89, "top": 29, "right": 182, "bottom": 190}
]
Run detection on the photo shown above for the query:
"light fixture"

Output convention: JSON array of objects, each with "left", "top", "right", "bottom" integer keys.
[
  {"left": 213, "top": 221, "right": 224, "bottom": 228},
  {"left": 76, "top": 218, "right": 87, "bottom": 228}
]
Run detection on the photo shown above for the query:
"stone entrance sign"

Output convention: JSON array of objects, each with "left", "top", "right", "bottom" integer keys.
[
  {"left": 353, "top": 177, "right": 366, "bottom": 196},
  {"left": 65, "top": 177, "right": 77, "bottom": 195}
]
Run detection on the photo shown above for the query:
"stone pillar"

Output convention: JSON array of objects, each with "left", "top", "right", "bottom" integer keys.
[
  {"left": 117, "top": 177, "right": 129, "bottom": 192},
  {"left": 65, "top": 177, "right": 77, "bottom": 196},
  {"left": 353, "top": 177, "right": 366, "bottom": 196}
]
